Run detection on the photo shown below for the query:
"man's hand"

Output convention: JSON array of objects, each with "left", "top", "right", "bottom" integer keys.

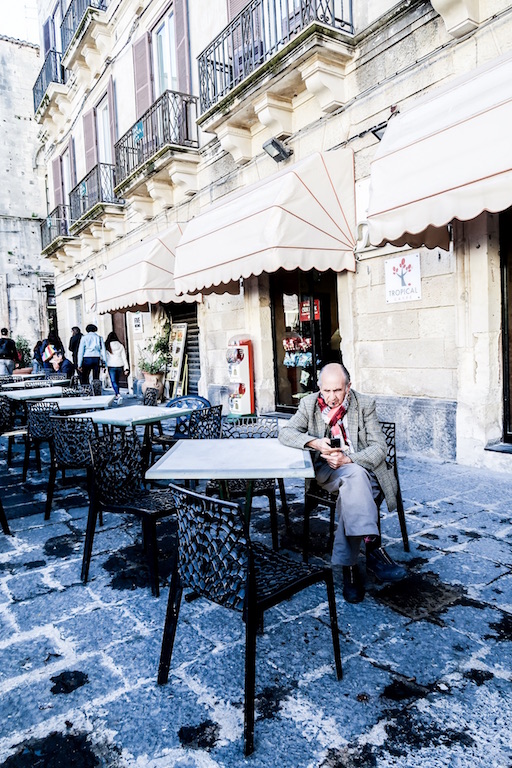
[{"left": 305, "top": 437, "right": 352, "bottom": 469}]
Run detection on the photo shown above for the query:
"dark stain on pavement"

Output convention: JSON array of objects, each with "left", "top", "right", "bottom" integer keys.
[
  {"left": 102, "top": 522, "right": 177, "bottom": 591},
  {"left": 381, "top": 676, "right": 431, "bottom": 702},
  {"left": 382, "top": 710, "right": 475, "bottom": 756},
  {"left": 44, "top": 531, "right": 82, "bottom": 559},
  {"left": 1, "top": 732, "right": 100, "bottom": 768},
  {"left": 255, "top": 683, "right": 297, "bottom": 720},
  {"left": 463, "top": 669, "right": 494, "bottom": 686},
  {"left": 319, "top": 744, "right": 377, "bottom": 767},
  {"left": 24, "top": 560, "right": 47, "bottom": 570},
  {"left": 372, "top": 572, "right": 465, "bottom": 621},
  {"left": 50, "top": 670, "right": 89, "bottom": 694},
  {"left": 178, "top": 719, "right": 220, "bottom": 751},
  {"left": 485, "top": 612, "right": 512, "bottom": 641}
]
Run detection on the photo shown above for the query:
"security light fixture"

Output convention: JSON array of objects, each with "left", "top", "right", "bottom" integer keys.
[
  {"left": 262, "top": 137, "right": 293, "bottom": 162},
  {"left": 371, "top": 122, "right": 387, "bottom": 141}
]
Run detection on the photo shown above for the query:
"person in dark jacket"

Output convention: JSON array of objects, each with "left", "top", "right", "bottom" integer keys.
[
  {"left": 51, "top": 352, "right": 76, "bottom": 378},
  {"left": 0, "top": 328, "right": 19, "bottom": 376},
  {"left": 32, "top": 340, "right": 44, "bottom": 373},
  {"left": 69, "top": 327, "right": 83, "bottom": 367}
]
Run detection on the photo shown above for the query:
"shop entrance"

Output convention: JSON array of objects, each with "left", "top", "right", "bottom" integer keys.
[
  {"left": 270, "top": 269, "right": 340, "bottom": 412},
  {"left": 500, "top": 209, "right": 512, "bottom": 442}
]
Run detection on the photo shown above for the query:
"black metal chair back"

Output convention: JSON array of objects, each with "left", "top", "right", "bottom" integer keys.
[
  {"left": 45, "top": 372, "right": 67, "bottom": 380},
  {"left": 188, "top": 405, "right": 223, "bottom": 439},
  {"left": 0, "top": 395, "right": 13, "bottom": 433},
  {"left": 159, "top": 485, "right": 342, "bottom": 756},
  {"left": 26, "top": 380, "right": 56, "bottom": 388},
  {"left": 165, "top": 395, "right": 210, "bottom": 437},
  {"left": 0, "top": 375, "right": 15, "bottom": 385},
  {"left": 0, "top": 495, "right": 11, "bottom": 535},
  {"left": 89, "top": 429, "right": 143, "bottom": 506},
  {"left": 50, "top": 415, "right": 95, "bottom": 468},
  {"left": 27, "top": 401, "right": 60, "bottom": 440},
  {"left": 221, "top": 415, "right": 278, "bottom": 439},
  {"left": 143, "top": 387, "right": 159, "bottom": 406},
  {"left": 90, "top": 379, "right": 102, "bottom": 396}
]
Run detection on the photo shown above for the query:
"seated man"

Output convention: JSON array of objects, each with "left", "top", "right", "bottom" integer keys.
[
  {"left": 51, "top": 352, "right": 75, "bottom": 378},
  {"left": 279, "top": 362, "right": 406, "bottom": 603}
]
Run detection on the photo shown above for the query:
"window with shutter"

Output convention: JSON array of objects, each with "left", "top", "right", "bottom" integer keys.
[
  {"left": 153, "top": 10, "right": 179, "bottom": 97},
  {"left": 107, "top": 76, "right": 117, "bottom": 157},
  {"left": 52, "top": 157, "right": 63, "bottom": 208},
  {"left": 174, "top": 0, "right": 190, "bottom": 93},
  {"left": 83, "top": 109, "right": 98, "bottom": 173},
  {"left": 228, "top": 0, "right": 249, "bottom": 19},
  {"left": 43, "top": 19, "right": 53, "bottom": 56},
  {"left": 133, "top": 34, "right": 153, "bottom": 118}
]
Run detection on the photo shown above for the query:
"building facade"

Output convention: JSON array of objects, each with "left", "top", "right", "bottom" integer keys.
[
  {"left": 33, "top": 0, "right": 512, "bottom": 470},
  {"left": 0, "top": 35, "right": 54, "bottom": 346}
]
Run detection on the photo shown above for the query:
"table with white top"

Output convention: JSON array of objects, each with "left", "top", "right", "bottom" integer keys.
[
  {"left": 42, "top": 395, "right": 115, "bottom": 411},
  {"left": 75, "top": 404, "right": 194, "bottom": 469},
  {"left": 5, "top": 386, "right": 65, "bottom": 401},
  {"left": 1, "top": 379, "right": 70, "bottom": 390},
  {"left": 145, "top": 437, "right": 315, "bottom": 523}
]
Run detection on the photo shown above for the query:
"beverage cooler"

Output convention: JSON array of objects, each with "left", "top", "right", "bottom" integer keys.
[{"left": 226, "top": 337, "right": 255, "bottom": 416}]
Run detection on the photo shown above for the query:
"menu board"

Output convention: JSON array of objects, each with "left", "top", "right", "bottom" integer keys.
[{"left": 168, "top": 323, "right": 187, "bottom": 382}]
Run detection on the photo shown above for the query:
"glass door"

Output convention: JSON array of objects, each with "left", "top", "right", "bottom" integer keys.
[{"left": 270, "top": 269, "right": 340, "bottom": 411}]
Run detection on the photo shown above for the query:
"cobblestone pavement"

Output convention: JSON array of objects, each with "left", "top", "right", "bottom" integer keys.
[{"left": 0, "top": 422, "right": 511, "bottom": 768}]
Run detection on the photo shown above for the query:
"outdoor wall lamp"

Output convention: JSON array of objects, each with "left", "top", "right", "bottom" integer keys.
[
  {"left": 371, "top": 122, "right": 387, "bottom": 141},
  {"left": 262, "top": 137, "right": 293, "bottom": 162}
]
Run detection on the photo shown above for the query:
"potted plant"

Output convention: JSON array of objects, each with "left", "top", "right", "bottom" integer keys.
[
  {"left": 15, "top": 335, "right": 34, "bottom": 374},
  {"left": 137, "top": 324, "right": 171, "bottom": 398}
]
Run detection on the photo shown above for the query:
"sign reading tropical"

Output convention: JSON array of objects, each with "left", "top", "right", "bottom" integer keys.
[{"left": 385, "top": 253, "right": 421, "bottom": 303}]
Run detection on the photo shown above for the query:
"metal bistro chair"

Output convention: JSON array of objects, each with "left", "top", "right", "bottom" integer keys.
[
  {"left": 143, "top": 387, "right": 160, "bottom": 406},
  {"left": 149, "top": 395, "right": 211, "bottom": 463},
  {"left": 61, "top": 385, "right": 91, "bottom": 397},
  {"left": 188, "top": 404, "right": 223, "bottom": 439},
  {"left": 205, "top": 416, "right": 290, "bottom": 550},
  {"left": 0, "top": 394, "right": 27, "bottom": 467},
  {"left": 82, "top": 429, "right": 177, "bottom": 596},
  {"left": 91, "top": 379, "right": 102, "bottom": 396},
  {"left": 45, "top": 415, "right": 97, "bottom": 520},
  {"left": 44, "top": 372, "right": 67, "bottom": 381},
  {"left": 22, "top": 401, "right": 60, "bottom": 481},
  {"left": 158, "top": 486, "right": 342, "bottom": 756},
  {"left": 302, "top": 420, "right": 410, "bottom": 563}
]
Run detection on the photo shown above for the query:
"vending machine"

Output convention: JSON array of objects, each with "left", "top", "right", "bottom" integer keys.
[{"left": 226, "top": 336, "right": 255, "bottom": 416}]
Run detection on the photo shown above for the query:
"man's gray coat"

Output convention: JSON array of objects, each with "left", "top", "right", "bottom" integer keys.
[{"left": 279, "top": 390, "right": 397, "bottom": 512}]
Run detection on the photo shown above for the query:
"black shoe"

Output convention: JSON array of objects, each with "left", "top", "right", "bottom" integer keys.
[
  {"left": 342, "top": 565, "right": 365, "bottom": 603},
  {"left": 366, "top": 548, "right": 407, "bottom": 583}
]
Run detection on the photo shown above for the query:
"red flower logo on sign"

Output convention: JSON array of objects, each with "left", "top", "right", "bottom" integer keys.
[{"left": 392, "top": 257, "right": 412, "bottom": 287}]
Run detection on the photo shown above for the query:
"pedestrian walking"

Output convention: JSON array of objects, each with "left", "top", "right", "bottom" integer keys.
[
  {"left": 105, "top": 331, "right": 129, "bottom": 403},
  {"left": 32, "top": 340, "right": 44, "bottom": 373},
  {"left": 69, "top": 326, "right": 83, "bottom": 367},
  {"left": 0, "top": 328, "right": 19, "bottom": 376},
  {"left": 77, "top": 324, "right": 106, "bottom": 385},
  {"left": 40, "top": 330, "right": 65, "bottom": 372}
]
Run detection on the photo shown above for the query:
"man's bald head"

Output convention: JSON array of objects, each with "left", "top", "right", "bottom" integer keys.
[{"left": 318, "top": 363, "right": 351, "bottom": 407}]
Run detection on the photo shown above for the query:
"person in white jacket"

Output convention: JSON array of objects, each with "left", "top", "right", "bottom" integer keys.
[{"left": 105, "top": 331, "right": 129, "bottom": 402}]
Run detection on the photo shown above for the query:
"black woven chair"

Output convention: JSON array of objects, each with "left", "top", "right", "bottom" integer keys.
[
  {"left": 205, "top": 416, "right": 290, "bottom": 549},
  {"left": 149, "top": 395, "right": 211, "bottom": 462},
  {"left": 45, "top": 415, "right": 97, "bottom": 520},
  {"left": 62, "top": 384, "right": 93, "bottom": 397},
  {"left": 302, "top": 420, "right": 410, "bottom": 562},
  {"left": 0, "top": 494, "right": 11, "bottom": 535},
  {"left": 143, "top": 387, "right": 159, "bottom": 406},
  {"left": 0, "top": 375, "right": 15, "bottom": 385},
  {"left": 22, "top": 401, "right": 60, "bottom": 481},
  {"left": 44, "top": 372, "right": 67, "bottom": 381},
  {"left": 0, "top": 395, "right": 27, "bottom": 467},
  {"left": 91, "top": 379, "right": 102, "bottom": 396},
  {"left": 187, "top": 404, "right": 223, "bottom": 439},
  {"left": 82, "top": 429, "right": 176, "bottom": 596},
  {"left": 158, "top": 485, "right": 342, "bottom": 756}
]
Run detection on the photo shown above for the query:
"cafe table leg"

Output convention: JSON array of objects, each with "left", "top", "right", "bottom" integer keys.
[{"left": 244, "top": 481, "right": 254, "bottom": 525}]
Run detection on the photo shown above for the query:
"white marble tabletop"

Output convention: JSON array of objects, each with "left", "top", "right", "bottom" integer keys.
[
  {"left": 5, "top": 386, "right": 65, "bottom": 401},
  {"left": 1, "top": 379, "right": 70, "bottom": 390},
  {"left": 42, "top": 395, "right": 115, "bottom": 411},
  {"left": 74, "top": 404, "right": 193, "bottom": 427},
  {"left": 145, "top": 438, "right": 315, "bottom": 481}
]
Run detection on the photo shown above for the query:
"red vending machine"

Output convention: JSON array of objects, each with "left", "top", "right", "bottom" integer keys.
[{"left": 226, "top": 336, "right": 255, "bottom": 416}]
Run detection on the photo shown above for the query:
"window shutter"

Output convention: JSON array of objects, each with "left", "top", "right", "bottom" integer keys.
[
  {"left": 107, "top": 76, "right": 117, "bottom": 156},
  {"left": 133, "top": 34, "right": 153, "bottom": 119},
  {"left": 174, "top": 0, "right": 190, "bottom": 93},
  {"left": 228, "top": 0, "right": 248, "bottom": 19},
  {"left": 83, "top": 109, "right": 97, "bottom": 173},
  {"left": 43, "top": 19, "right": 53, "bottom": 55},
  {"left": 52, "top": 157, "right": 63, "bottom": 207},
  {"left": 69, "top": 136, "right": 77, "bottom": 187}
]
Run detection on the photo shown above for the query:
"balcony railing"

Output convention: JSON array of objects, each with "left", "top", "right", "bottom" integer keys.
[
  {"left": 69, "top": 163, "right": 121, "bottom": 223},
  {"left": 115, "top": 90, "right": 199, "bottom": 187},
  {"left": 41, "top": 205, "right": 73, "bottom": 251},
  {"left": 198, "top": 0, "right": 353, "bottom": 113},
  {"left": 61, "top": 0, "right": 107, "bottom": 55},
  {"left": 33, "top": 50, "right": 67, "bottom": 113}
]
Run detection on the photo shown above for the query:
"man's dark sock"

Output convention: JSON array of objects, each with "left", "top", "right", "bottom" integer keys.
[{"left": 364, "top": 535, "right": 381, "bottom": 555}]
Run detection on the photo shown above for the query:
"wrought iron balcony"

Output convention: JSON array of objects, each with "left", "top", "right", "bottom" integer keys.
[
  {"left": 61, "top": 0, "right": 107, "bottom": 55},
  {"left": 198, "top": 0, "right": 353, "bottom": 113},
  {"left": 69, "top": 163, "right": 122, "bottom": 224},
  {"left": 115, "top": 90, "right": 199, "bottom": 187},
  {"left": 33, "top": 50, "right": 67, "bottom": 113},
  {"left": 41, "top": 205, "right": 74, "bottom": 251}
]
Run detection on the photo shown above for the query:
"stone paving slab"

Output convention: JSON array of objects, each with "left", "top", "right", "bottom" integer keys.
[{"left": 0, "top": 438, "right": 511, "bottom": 767}]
